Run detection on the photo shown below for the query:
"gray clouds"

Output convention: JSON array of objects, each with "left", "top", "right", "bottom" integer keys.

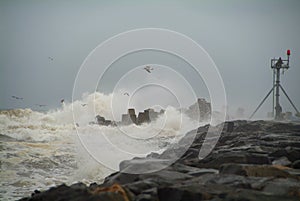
[{"left": 0, "top": 0, "right": 300, "bottom": 117}]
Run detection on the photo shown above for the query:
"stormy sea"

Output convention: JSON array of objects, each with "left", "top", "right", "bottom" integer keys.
[
  {"left": 2, "top": 91, "right": 300, "bottom": 201},
  {"left": 0, "top": 92, "right": 202, "bottom": 200}
]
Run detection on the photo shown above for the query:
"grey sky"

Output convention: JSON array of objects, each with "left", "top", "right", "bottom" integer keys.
[{"left": 1, "top": 0, "right": 300, "bottom": 117}]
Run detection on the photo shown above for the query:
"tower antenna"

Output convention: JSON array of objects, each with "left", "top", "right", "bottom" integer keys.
[{"left": 250, "top": 50, "right": 299, "bottom": 120}]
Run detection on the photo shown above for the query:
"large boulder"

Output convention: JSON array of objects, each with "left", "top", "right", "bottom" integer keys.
[{"left": 219, "top": 163, "right": 299, "bottom": 179}]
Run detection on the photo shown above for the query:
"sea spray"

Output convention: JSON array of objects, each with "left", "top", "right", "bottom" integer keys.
[{"left": 0, "top": 92, "right": 202, "bottom": 200}]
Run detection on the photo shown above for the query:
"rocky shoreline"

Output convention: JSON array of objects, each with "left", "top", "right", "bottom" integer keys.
[{"left": 20, "top": 120, "right": 300, "bottom": 201}]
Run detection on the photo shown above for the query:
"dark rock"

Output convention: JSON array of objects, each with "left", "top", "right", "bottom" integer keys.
[
  {"left": 31, "top": 189, "right": 41, "bottom": 197},
  {"left": 119, "top": 158, "right": 171, "bottom": 173},
  {"left": 219, "top": 163, "right": 247, "bottom": 176},
  {"left": 179, "top": 148, "right": 200, "bottom": 160},
  {"left": 19, "top": 184, "right": 96, "bottom": 201},
  {"left": 292, "top": 160, "right": 300, "bottom": 169},
  {"left": 197, "top": 152, "right": 270, "bottom": 169},
  {"left": 170, "top": 163, "right": 218, "bottom": 176},
  {"left": 104, "top": 172, "right": 139, "bottom": 186},
  {"left": 285, "top": 148, "right": 300, "bottom": 162},
  {"left": 70, "top": 182, "right": 87, "bottom": 190},
  {"left": 19, "top": 120, "right": 300, "bottom": 201},
  {"left": 272, "top": 156, "right": 292, "bottom": 166},
  {"left": 88, "top": 182, "right": 98, "bottom": 191},
  {"left": 146, "top": 152, "right": 160, "bottom": 159},
  {"left": 224, "top": 188, "right": 299, "bottom": 201},
  {"left": 125, "top": 179, "right": 159, "bottom": 195},
  {"left": 226, "top": 121, "right": 234, "bottom": 132},
  {"left": 95, "top": 192, "right": 128, "bottom": 201},
  {"left": 270, "top": 149, "right": 289, "bottom": 158},
  {"left": 220, "top": 163, "right": 298, "bottom": 179},
  {"left": 157, "top": 186, "right": 210, "bottom": 201},
  {"left": 135, "top": 193, "right": 155, "bottom": 201},
  {"left": 263, "top": 178, "right": 300, "bottom": 196},
  {"left": 270, "top": 148, "right": 300, "bottom": 162}
]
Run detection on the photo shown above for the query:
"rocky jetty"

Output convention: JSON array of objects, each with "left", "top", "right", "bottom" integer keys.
[{"left": 20, "top": 120, "right": 300, "bottom": 201}]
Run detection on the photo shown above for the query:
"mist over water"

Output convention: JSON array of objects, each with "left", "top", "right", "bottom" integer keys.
[{"left": 0, "top": 92, "right": 202, "bottom": 200}]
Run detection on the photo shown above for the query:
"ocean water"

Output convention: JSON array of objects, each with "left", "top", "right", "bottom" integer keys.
[{"left": 0, "top": 92, "right": 201, "bottom": 200}]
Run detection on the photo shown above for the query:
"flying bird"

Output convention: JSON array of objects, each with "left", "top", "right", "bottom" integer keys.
[
  {"left": 60, "top": 99, "right": 65, "bottom": 104},
  {"left": 81, "top": 104, "right": 87, "bottom": 107},
  {"left": 35, "top": 104, "right": 47, "bottom": 107},
  {"left": 48, "top": 57, "right": 54, "bottom": 61},
  {"left": 123, "top": 92, "right": 129, "bottom": 96},
  {"left": 143, "top": 66, "right": 153, "bottom": 73},
  {"left": 11, "top": 96, "right": 23, "bottom": 100}
]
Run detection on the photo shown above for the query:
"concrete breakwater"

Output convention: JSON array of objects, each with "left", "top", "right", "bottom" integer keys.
[
  {"left": 93, "top": 108, "right": 165, "bottom": 126},
  {"left": 93, "top": 98, "right": 212, "bottom": 126},
  {"left": 121, "top": 108, "right": 165, "bottom": 125}
]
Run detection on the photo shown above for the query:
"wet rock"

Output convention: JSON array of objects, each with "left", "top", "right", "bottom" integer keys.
[
  {"left": 226, "top": 121, "right": 234, "bottom": 132},
  {"left": 224, "top": 189, "right": 299, "bottom": 201},
  {"left": 170, "top": 163, "right": 218, "bottom": 176},
  {"left": 197, "top": 152, "right": 270, "bottom": 169},
  {"left": 19, "top": 120, "right": 300, "bottom": 201},
  {"left": 103, "top": 172, "right": 140, "bottom": 186},
  {"left": 272, "top": 156, "right": 292, "bottom": 166},
  {"left": 31, "top": 190, "right": 41, "bottom": 197},
  {"left": 263, "top": 178, "right": 300, "bottom": 196},
  {"left": 157, "top": 186, "right": 212, "bottom": 201},
  {"left": 124, "top": 179, "right": 159, "bottom": 195},
  {"left": 285, "top": 148, "right": 300, "bottom": 162},
  {"left": 95, "top": 192, "right": 128, "bottom": 201},
  {"left": 270, "top": 147, "right": 300, "bottom": 162},
  {"left": 135, "top": 193, "right": 155, "bottom": 201},
  {"left": 220, "top": 163, "right": 298, "bottom": 179},
  {"left": 140, "top": 169, "right": 193, "bottom": 182},
  {"left": 88, "top": 182, "right": 98, "bottom": 191},
  {"left": 119, "top": 158, "right": 170, "bottom": 173},
  {"left": 19, "top": 184, "right": 95, "bottom": 201},
  {"left": 292, "top": 160, "right": 300, "bottom": 169},
  {"left": 70, "top": 182, "right": 87, "bottom": 190}
]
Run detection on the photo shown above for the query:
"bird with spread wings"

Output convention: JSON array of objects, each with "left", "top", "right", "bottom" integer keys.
[{"left": 143, "top": 66, "right": 153, "bottom": 73}]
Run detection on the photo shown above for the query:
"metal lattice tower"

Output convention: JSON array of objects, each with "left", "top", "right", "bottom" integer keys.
[{"left": 250, "top": 50, "right": 299, "bottom": 120}]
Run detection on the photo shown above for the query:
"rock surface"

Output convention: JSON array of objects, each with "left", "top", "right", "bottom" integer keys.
[{"left": 20, "top": 120, "right": 300, "bottom": 201}]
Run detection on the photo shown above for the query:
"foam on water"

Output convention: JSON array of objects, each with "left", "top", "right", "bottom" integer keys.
[{"left": 0, "top": 92, "right": 201, "bottom": 200}]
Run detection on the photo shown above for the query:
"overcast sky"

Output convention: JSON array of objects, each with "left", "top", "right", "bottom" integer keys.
[{"left": 1, "top": 0, "right": 300, "bottom": 118}]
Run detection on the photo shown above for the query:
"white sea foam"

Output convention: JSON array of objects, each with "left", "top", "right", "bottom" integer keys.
[{"left": 0, "top": 92, "right": 201, "bottom": 200}]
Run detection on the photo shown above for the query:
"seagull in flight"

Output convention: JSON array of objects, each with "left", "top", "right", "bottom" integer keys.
[
  {"left": 48, "top": 57, "right": 54, "bottom": 61},
  {"left": 123, "top": 92, "right": 129, "bottom": 96},
  {"left": 35, "top": 104, "right": 47, "bottom": 107},
  {"left": 11, "top": 96, "right": 23, "bottom": 100},
  {"left": 143, "top": 66, "right": 153, "bottom": 73},
  {"left": 81, "top": 104, "right": 87, "bottom": 107}
]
